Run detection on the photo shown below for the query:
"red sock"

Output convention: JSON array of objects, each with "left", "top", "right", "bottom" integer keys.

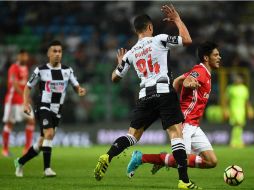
[
  {"left": 2, "top": 125, "right": 11, "bottom": 151},
  {"left": 188, "top": 154, "right": 206, "bottom": 168},
  {"left": 142, "top": 154, "right": 165, "bottom": 165},
  {"left": 163, "top": 153, "right": 177, "bottom": 167},
  {"left": 24, "top": 124, "right": 34, "bottom": 151}
]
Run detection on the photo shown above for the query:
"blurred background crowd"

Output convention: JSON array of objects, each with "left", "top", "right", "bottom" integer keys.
[{"left": 0, "top": 1, "right": 253, "bottom": 126}]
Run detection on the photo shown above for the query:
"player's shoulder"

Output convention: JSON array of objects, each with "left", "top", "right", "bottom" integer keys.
[
  {"left": 38, "top": 64, "right": 49, "bottom": 70},
  {"left": 61, "top": 64, "right": 70, "bottom": 69},
  {"left": 9, "top": 63, "right": 18, "bottom": 70}
]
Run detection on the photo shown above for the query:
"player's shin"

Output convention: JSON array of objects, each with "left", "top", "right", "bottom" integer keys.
[
  {"left": 107, "top": 134, "right": 137, "bottom": 162},
  {"left": 42, "top": 139, "right": 53, "bottom": 170},
  {"left": 171, "top": 138, "right": 189, "bottom": 183},
  {"left": 19, "top": 143, "right": 41, "bottom": 165},
  {"left": 2, "top": 124, "right": 11, "bottom": 154}
]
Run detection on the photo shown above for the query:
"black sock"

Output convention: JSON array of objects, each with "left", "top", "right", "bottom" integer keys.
[
  {"left": 19, "top": 146, "right": 39, "bottom": 165},
  {"left": 171, "top": 140, "right": 189, "bottom": 183},
  {"left": 42, "top": 146, "right": 52, "bottom": 169},
  {"left": 107, "top": 135, "right": 136, "bottom": 162}
]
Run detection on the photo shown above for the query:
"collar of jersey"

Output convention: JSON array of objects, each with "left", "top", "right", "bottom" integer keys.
[
  {"left": 200, "top": 63, "right": 211, "bottom": 76},
  {"left": 47, "top": 63, "right": 61, "bottom": 70}
]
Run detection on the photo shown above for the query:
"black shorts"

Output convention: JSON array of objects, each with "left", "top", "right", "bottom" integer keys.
[
  {"left": 36, "top": 109, "right": 60, "bottom": 137},
  {"left": 130, "top": 92, "right": 184, "bottom": 130}
]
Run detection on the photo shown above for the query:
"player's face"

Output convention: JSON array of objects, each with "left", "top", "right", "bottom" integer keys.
[
  {"left": 48, "top": 46, "right": 62, "bottom": 67},
  {"left": 209, "top": 48, "right": 221, "bottom": 69},
  {"left": 18, "top": 53, "right": 29, "bottom": 65}
]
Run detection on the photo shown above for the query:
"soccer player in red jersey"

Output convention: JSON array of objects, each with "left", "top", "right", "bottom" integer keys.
[
  {"left": 2, "top": 50, "right": 35, "bottom": 157},
  {"left": 127, "top": 41, "right": 221, "bottom": 176}
]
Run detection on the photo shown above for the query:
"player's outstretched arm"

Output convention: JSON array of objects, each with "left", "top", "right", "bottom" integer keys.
[
  {"left": 173, "top": 75, "right": 186, "bottom": 93},
  {"left": 23, "top": 85, "right": 32, "bottom": 115},
  {"left": 75, "top": 85, "right": 86, "bottom": 96},
  {"left": 112, "top": 48, "right": 127, "bottom": 83},
  {"left": 161, "top": 4, "right": 192, "bottom": 46}
]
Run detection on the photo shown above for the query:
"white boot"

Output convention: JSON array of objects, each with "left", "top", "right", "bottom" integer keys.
[{"left": 44, "top": 168, "right": 56, "bottom": 177}]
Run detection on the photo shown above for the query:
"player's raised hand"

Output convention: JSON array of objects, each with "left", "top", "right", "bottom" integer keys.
[
  {"left": 23, "top": 103, "right": 31, "bottom": 115},
  {"left": 116, "top": 48, "right": 127, "bottom": 65},
  {"left": 78, "top": 86, "right": 86, "bottom": 96},
  {"left": 161, "top": 4, "right": 181, "bottom": 23}
]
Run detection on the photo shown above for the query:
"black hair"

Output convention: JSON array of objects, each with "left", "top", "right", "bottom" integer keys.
[
  {"left": 48, "top": 40, "right": 63, "bottom": 50},
  {"left": 133, "top": 14, "right": 152, "bottom": 33},
  {"left": 197, "top": 41, "right": 218, "bottom": 62},
  {"left": 19, "top": 49, "right": 28, "bottom": 54}
]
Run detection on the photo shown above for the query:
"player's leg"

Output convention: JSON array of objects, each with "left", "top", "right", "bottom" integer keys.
[
  {"left": 15, "top": 137, "right": 43, "bottom": 177},
  {"left": 94, "top": 127, "right": 141, "bottom": 181},
  {"left": 2, "top": 121, "right": 13, "bottom": 156},
  {"left": 95, "top": 97, "right": 157, "bottom": 181},
  {"left": 2, "top": 104, "right": 15, "bottom": 156},
  {"left": 41, "top": 111, "right": 59, "bottom": 177},
  {"left": 160, "top": 93, "right": 201, "bottom": 189}
]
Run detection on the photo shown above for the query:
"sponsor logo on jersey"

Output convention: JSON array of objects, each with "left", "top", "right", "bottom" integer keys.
[{"left": 45, "top": 81, "right": 65, "bottom": 92}]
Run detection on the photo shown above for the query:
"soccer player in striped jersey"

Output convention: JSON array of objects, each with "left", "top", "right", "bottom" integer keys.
[
  {"left": 14, "top": 40, "right": 86, "bottom": 177},
  {"left": 127, "top": 42, "right": 221, "bottom": 184},
  {"left": 94, "top": 4, "right": 201, "bottom": 189},
  {"left": 2, "top": 50, "right": 35, "bottom": 157}
]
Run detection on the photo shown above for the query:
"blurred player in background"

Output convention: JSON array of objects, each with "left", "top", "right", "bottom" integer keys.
[
  {"left": 2, "top": 50, "right": 35, "bottom": 157},
  {"left": 224, "top": 74, "right": 254, "bottom": 148},
  {"left": 14, "top": 40, "right": 86, "bottom": 177},
  {"left": 94, "top": 4, "right": 202, "bottom": 189},
  {"left": 127, "top": 42, "right": 221, "bottom": 179}
]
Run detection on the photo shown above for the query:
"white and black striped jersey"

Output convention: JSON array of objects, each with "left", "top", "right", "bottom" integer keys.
[
  {"left": 116, "top": 34, "right": 183, "bottom": 99},
  {"left": 27, "top": 63, "right": 79, "bottom": 117}
]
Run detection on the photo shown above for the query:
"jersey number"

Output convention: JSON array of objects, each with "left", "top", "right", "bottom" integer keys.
[{"left": 136, "top": 54, "right": 160, "bottom": 77}]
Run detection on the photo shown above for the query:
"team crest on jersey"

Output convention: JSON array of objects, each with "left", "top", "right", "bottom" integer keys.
[{"left": 190, "top": 71, "right": 200, "bottom": 78}]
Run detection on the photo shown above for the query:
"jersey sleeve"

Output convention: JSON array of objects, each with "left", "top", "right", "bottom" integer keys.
[
  {"left": 115, "top": 50, "right": 131, "bottom": 78},
  {"left": 154, "top": 34, "right": 183, "bottom": 50},
  {"left": 27, "top": 67, "right": 40, "bottom": 88},
  {"left": 185, "top": 67, "right": 205, "bottom": 83},
  {"left": 69, "top": 67, "right": 79, "bottom": 87}
]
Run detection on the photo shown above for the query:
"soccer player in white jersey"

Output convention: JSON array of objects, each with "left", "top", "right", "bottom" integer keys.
[
  {"left": 94, "top": 4, "right": 201, "bottom": 189},
  {"left": 14, "top": 40, "right": 86, "bottom": 177},
  {"left": 126, "top": 42, "right": 221, "bottom": 182}
]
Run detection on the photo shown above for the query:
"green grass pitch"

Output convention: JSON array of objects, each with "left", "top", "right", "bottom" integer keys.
[{"left": 1, "top": 145, "right": 253, "bottom": 190}]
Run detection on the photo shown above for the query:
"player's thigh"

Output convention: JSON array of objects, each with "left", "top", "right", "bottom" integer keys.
[
  {"left": 2, "top": 104, "right": 15, "bottom": 123},
  {"left": 191, "top": 127, "right": 213, "bottom": 154},
  {"left": 159, "top": 93, "right": 184, "bottom": 130},
  {"left": 182, "top": 124, "right": 196, "bottom": 154},
  {"left": 38, "top": 110, "right": 54, "bottom": 137},
  {"left": 130, "top": 98, "right": 158, "bottom": 131}
]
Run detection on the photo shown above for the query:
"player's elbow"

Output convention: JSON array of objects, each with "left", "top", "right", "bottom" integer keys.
[
  {"left": 112, "top": 73, "right": 121, "bottom": 83},
  {"left": 182, "top": 38, "right": 192, "bottom": 46}
]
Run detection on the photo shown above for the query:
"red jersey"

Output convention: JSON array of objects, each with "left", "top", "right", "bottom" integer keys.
[
  {"left": 180, "top": 63, "right": 211, "bottom": 126},
  {"left": 4, "top": 63, "right": 29, "bottom": 105}
]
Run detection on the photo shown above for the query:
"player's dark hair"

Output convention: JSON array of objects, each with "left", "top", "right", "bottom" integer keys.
[
  {"left": 19, "top": 49, "right": 28, "bottom": 54},
  {"left": 134, "top": 14, "right": 152, "bottom": 33},
  {"left": 197, "top": 41, "right": 218, "bottom": 62},
  {"left": 48, "top": 40, "right": 63, "bottom": 50}
]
